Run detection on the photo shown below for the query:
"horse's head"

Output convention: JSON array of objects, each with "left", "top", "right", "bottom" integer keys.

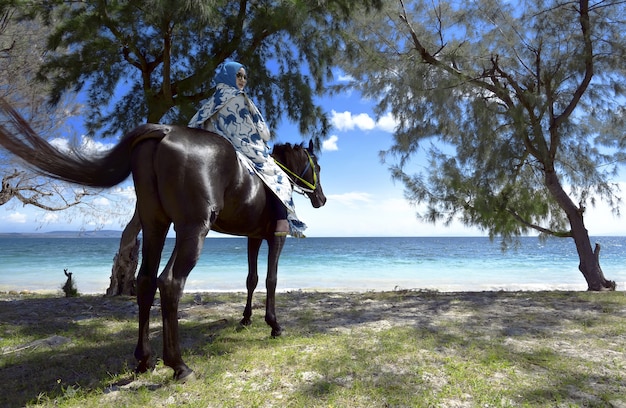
[{"left": 272, "top": 140, "right": 327, "bottom": 208}]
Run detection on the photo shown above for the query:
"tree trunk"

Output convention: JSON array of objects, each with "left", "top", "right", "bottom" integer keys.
[
  {"left": 105, "top": 207, "right": 142, "bottom": 296},
  {"left": 569, "top": 219, "right": 616, "bottom": 291},
  {"left": 544, "top": 170, "right": 616, "bottom": 291}
]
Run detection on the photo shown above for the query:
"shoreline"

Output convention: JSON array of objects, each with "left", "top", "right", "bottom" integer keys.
[
  {"left": 3, "top": 236, "right": 626, "bottom": 296},
  {"left": 3, "top": 286, "right": 626, "bottom": 298},
  {"left": 5, "top": 272, "right": 624, "bottom": 296}
]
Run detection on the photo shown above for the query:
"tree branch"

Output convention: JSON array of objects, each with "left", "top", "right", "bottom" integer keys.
[
  {"left": 550, "top": 0, "right": 594, "bottom": 134},
  {"left": 398, "top": 0, "right": 516, "bottom": 107},
  {"left": 506, "top": 207, "right": 573, "bottom": 237},
  {"left": 1, "top": 169, "right": 90, "bottom": 211}
]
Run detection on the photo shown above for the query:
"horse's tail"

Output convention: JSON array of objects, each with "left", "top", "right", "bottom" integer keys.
[{"left": 0, "top": 97, "right": 170, "bottom": 188}]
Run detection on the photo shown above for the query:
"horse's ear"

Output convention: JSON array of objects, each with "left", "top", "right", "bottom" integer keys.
[{"left": 308, "top": 139, "right": 314, "bottom": 152}]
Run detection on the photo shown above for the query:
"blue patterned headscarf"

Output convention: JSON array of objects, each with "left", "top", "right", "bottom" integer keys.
[{"left": 213, "top": 61, "right": 244, "bottom": 89}]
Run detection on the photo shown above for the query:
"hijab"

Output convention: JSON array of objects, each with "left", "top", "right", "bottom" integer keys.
[
  {"left": 188, "top": 61, "right": 257, "bottom": 129},
  {"left": 213, "top": 61, "right": 245, "bottom": 89}
]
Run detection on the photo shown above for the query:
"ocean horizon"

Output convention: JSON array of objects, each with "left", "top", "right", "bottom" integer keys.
[{"left": 1, "top": 236, "right": 625, "bottom": 294}]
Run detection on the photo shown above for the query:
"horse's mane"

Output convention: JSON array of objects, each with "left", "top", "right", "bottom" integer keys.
[{"left": 274, "top": 142, "right": 305, "bottom": 150}]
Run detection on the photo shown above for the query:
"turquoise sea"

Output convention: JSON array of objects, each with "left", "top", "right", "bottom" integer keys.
[{"left": 1, "top": 236, "right": 625, "bottom": 294}]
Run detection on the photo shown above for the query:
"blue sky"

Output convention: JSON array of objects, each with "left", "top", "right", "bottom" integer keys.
[
  {"left": 275, "top": 89, "right": 625, "bottom": 237},
  {"left": 0, "top": 74, "right": 624, "bottom": 237}
]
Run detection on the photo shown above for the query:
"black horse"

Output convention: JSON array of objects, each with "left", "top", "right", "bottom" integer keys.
[{"left": 0, "top": 99, "right": 326, "bottom": 381}]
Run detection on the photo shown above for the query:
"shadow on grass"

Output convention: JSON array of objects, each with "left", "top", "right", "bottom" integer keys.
[
  {"left": 293, "top": 329, "right": 624, "bottom": 406},
  {"left": 274, "top": 290, "right": 626, "bottom": 406},
  {"left": 1, "top": 291, "right": 625, "bottom": 407},
  {"left": 276, "top": 290, "right": 626, "bottom": 336},
  {"left": 0, "top": 293, "right": 245, "bottom": 407}
]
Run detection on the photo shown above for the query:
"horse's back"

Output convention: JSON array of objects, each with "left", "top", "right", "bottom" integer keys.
[
  {"left": 132, "top": 127, "right": 237, "bottom": 230},
  {"left": 131, "top": 125, "right": 268, "bottom": 237}
]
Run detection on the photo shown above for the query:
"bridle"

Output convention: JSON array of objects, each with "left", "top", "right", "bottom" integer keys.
[{"left": 274, "top": 149, "right": 318, "bottom": 195}]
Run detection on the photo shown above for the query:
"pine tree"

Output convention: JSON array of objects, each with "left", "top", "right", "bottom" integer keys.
[
  {"left": 338, "top": 0, "right": 626, "bottom": 290},
  {"left": 15, "top": 0, "right": 382, "bottom": 295}
]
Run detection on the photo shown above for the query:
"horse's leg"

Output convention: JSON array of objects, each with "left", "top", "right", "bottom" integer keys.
[
  {"left": 241, "top": 237, "right": 262, "bottom": 326},
  {"left": 134, "top": 223, "right": 169, "bottom": 374},
  {"left": 265, "top": 234, "right": 286, "bottom": 337},
  {"left": 157, "top": 226, "right": 209, "bottom": 381}
]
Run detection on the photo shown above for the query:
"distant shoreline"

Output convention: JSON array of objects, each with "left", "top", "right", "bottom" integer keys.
[
  {"left": 0, "top": 230, "right": 123, "bottom": 239},
  {"left": 2, "top": 231, "right": 625, "bottom": 239}
]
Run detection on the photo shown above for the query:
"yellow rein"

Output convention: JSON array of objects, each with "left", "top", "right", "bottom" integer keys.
[{"left": 274, "top": 150, "right": 317, "bottom": 193}]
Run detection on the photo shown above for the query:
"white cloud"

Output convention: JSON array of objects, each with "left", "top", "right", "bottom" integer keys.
[
  {"left": 92, "top": 197, "right": 111, "bottom": 206},
  {"left": 322, "top": 135, "right": 339, "bottom": 151},
  {"left": 337, "top": 73, "right": 354, "bottom": 82},
  {"left": 331, "top": 110, "right": 371, "bottom": 131},
  {"left": 376, "top": 112, "right": 398, "bottom": 133},
  {"left": 41, "top": 213, "right": 60, "bottom": 223},
  {"left": 6, "top": 212, "right": 27, "bottom": 224},
  {"left": 113, "top": 185, "right": 137, "bottom": 199},
  {"left": 294, "top": 191, "right": 484, "bottom": 237},
  {"left": 49, "top": 138, "right": 70, "bottom": 151},
  {"left": 327, "top": 192, "right": 373, "bottom": 206},
  {"left": 296, "top": 183, "right": 626, "bottom": 238},
  {"left": 330, "top": 110, "right": 397, "bottom": 133},
  {"left": 80, "top": 136, "right": 113, "bottom": 155},
  {"left": 50, "top": 135, "right": 114, "bottom": 155}
]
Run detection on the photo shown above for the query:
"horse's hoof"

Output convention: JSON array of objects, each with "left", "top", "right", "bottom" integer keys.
[
  {"left": 135, "top": 360, "right": 153, "bottom": 374},
  {"left": 174, "top": 366, "right": 195, "bottom": 383},
  {"left": 271, "top": 327, "right": 282, "bottom": 337},
  {"left": 240, "top": 317, "right": 252, "bottom": 327}
]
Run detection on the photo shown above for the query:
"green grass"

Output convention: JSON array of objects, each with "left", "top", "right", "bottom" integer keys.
[{"left": 1, "top": 290, "right": 625, "bottom": 407}]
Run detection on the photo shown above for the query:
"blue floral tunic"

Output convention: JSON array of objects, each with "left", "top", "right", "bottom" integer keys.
[{"left": 188, "top": 63, "right": 306, "bottom": 236}]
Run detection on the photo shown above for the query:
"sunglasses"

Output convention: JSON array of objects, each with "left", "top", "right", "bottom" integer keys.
[{"left": 236, "top": 72, "right": 247, "bottom": 80}]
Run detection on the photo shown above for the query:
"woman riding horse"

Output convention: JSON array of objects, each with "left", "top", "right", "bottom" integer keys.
[
  {"left": 188, "top": 61, "right": 305, "bottom": 237},
  {"left": 0, "top": 80, "right": 326, "bottom": 381}
]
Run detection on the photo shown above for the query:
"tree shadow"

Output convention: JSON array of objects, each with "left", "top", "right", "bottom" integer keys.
[
  {"left": 1, "top": 291, "right": 624, "bottom": 407},
  {"left": 0, "top": 294, "right": 233, "bottom": 407},
  {"left": 274, "top": 290, "right": 626, "bottom": 406}
]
